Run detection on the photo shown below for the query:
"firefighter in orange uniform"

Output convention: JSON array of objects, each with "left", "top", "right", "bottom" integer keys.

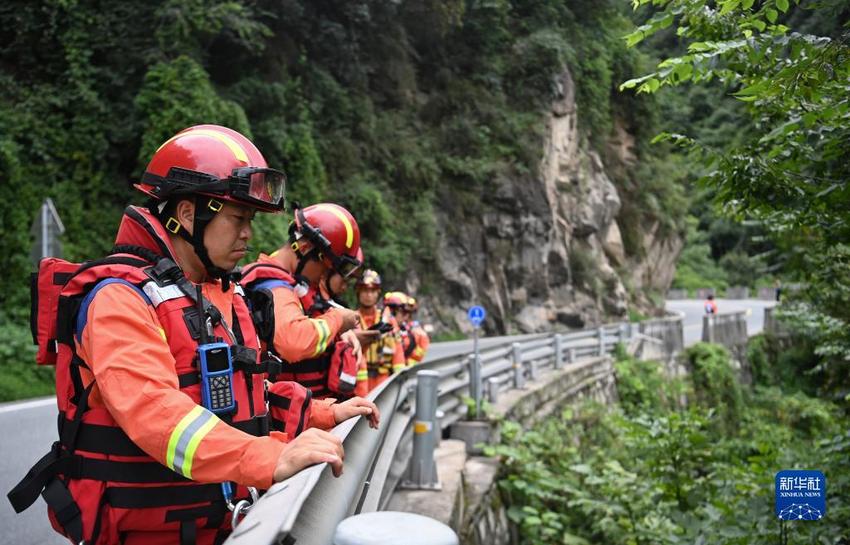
[
  {"left": 356, "top": 272, "right": 405, "bottom": 390},
  {"left": 8, "top": 125, "right": 378, "bottom": 545},
  {"left": 240, "top": 203, "right": 368, "bottom": 399},
  {"left": 404, "top": 296, "right": 430, "bottom": 365},
  {"left": 298, "top": 256, "right": 373, "bottom": 397},
  {"left": 383, "top": 291, "right": 417, "bottom": 367}
]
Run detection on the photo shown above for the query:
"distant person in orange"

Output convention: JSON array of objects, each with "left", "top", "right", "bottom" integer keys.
[
  {"left": 704, "top": 293, "right": 718, "bottom": 314},
  {"left": 240, "top": 203, "right": 367, "bottom": 399},
  {"left": 403, "top": 296, "right": 431, "bottom": 365},
  {"left": 356, "top": 271, "right": 405, "bottom": 390},
  {"left": 382, "top": 291, "right": 412, "bottom": 373}
]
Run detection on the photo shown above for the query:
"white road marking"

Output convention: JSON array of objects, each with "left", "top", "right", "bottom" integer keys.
[{"left": 0, "top": 397, "right": 55, "bottom": 415}]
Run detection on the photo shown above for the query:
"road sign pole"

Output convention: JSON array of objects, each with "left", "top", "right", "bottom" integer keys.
[
  {"left": 473, "top": 327, "right": 481, "bottom": 418},
  {"left": 466, "top": 305, "right": 487, "bottom": 419},
  {"left": 41, "top": 200, "right": 48, "bottom": 259}
]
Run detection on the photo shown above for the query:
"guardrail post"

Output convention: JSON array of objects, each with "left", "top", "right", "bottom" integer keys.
[
  {"left": 466, "top": 354, "right": 482, "bottom": 417},
  {"left": 597, "top": 327, "right": 605, "bottom": 356},
  {"left": 553, "top": 334, "right": 564, "bottom": 369},
  {"left": 511, "top": 342, "right": 525, "bottom": 389},
  {"left": 401, "top": 370, "right": 441, "bottom": 490},
  {"left": 567, "top": 346, "right": 575, "bottom": 364},
  {"left": 487, "top": 377, "right": 500, "bottom": 403},
  {"left": 528, "top": 358, "right": 538, "bottom": 381}
]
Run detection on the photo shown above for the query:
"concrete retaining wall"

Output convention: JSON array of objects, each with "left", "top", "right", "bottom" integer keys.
[
  {"left": 632, "top": 316, "right": 684, "bottom": 367},
  {"left": 764, "top": 306, "right": 790, "bottom": 338}
]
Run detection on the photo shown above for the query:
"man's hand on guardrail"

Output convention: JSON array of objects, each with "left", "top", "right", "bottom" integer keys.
[
  {"left": 273, "top": 428, "right": 345, "bottom": 481},
  {"left": 332, "top": 397, "right": 380, "bottom": 429}
]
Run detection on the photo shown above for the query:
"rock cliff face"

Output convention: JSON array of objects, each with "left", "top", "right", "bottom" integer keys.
[{"left": 413, "top": 68, "right": 682, "bottom": 335}]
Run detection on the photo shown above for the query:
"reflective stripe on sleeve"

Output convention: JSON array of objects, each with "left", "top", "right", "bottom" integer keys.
[
  {"left": 166, "top": 406, "right": 219, "bottom": 479},
  {"left": 310, "top": 319, "right": 331, "bottom": 356}
]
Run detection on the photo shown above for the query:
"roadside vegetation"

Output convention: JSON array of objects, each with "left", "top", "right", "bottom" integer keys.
[{"left": 490, "top": 340, "right": 850, "bottom": 544}]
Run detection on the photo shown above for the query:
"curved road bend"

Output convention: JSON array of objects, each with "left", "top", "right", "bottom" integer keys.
[{"left": 666, "top": 298, "right": 777, "bottom": 347}]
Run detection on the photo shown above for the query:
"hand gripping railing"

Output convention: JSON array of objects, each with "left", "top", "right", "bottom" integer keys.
[{"left": 224, "top": 316, "right": 684, "bottom": 545}]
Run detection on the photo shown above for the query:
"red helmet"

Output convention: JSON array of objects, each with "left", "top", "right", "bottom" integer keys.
[
  {"left": 356, "top": 269, "right": 382, "bottom": 290},
  {"left": 291, "top": 203, "right": 362, "bottom": 278},
  {"left": 136, "top": 124, "right": 285, "bottom": 212},
  {"left": 383, "top": 291, "right": 407, "bottom": 308}
]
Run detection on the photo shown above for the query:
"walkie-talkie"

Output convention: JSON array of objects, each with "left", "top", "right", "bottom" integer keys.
[{"left": 196, "top": 285, "right": 236, "bottom": 415}]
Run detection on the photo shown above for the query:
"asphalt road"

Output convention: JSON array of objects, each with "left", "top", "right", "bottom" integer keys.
[
  {"left": 0, "top": 303, "right": 772, "bottom": 544},
  {"left": 0, "top": 397, "right": 64, "bottom": 545}
]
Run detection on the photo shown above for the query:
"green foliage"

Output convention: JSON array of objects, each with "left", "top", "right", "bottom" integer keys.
[
  {"left": 493, "top": 343, "right": 850, "bottom": 544},
  {"left": 134, "top": 56, "right": 251, "bottom": 171},
  {"left": 682, "top": 343, "right": 743, "bottom": 432},
  {"left": 613, "top": 347, "right": 682, "bottom": 414},
  {"left": 746, "top": 333, "right": 821, "bottom": 394},
  {"left": 745, "top": 334, "right": 773, "bottom": 388},
  {"left": 0, "top": 317, "right": 53, "bottom": 402},
  {"left": 461, "top": 395, "right": 495, "bottom": 421},
  {"left": 672, "top": 216, "right": 730, "bottom": 292}
]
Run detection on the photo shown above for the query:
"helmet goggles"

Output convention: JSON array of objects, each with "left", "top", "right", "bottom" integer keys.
[{"left": 144, "top": 166, "right": 286, "bottom": 211}]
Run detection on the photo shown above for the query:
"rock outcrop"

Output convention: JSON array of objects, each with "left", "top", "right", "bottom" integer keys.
[{"left": 415, "top": 68, "right": 682, "bottom": 335}]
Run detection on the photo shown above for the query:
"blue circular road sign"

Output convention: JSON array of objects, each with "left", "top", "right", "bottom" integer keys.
[{"left": 467, "top": 305, "right": 486, "bottom": 328}]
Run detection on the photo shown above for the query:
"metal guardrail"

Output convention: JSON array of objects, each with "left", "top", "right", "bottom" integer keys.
[{"left": 225, "top": 316, "right": 683, "bottom": 545}]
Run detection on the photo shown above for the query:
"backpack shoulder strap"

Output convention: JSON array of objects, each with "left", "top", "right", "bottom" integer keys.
[{"left": 74, "top": 278, "right": 152, "bottom": 343}]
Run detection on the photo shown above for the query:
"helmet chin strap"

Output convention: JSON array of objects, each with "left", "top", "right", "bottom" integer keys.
[
  {"left": 289, "top": 221, "right": 322, "bottom": 287},
  {"left": 323, "top": 274, "right": 334, "bottom": 298},
  {"left": 157, "top": 196, "right": 232, "bottom": 290}
]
